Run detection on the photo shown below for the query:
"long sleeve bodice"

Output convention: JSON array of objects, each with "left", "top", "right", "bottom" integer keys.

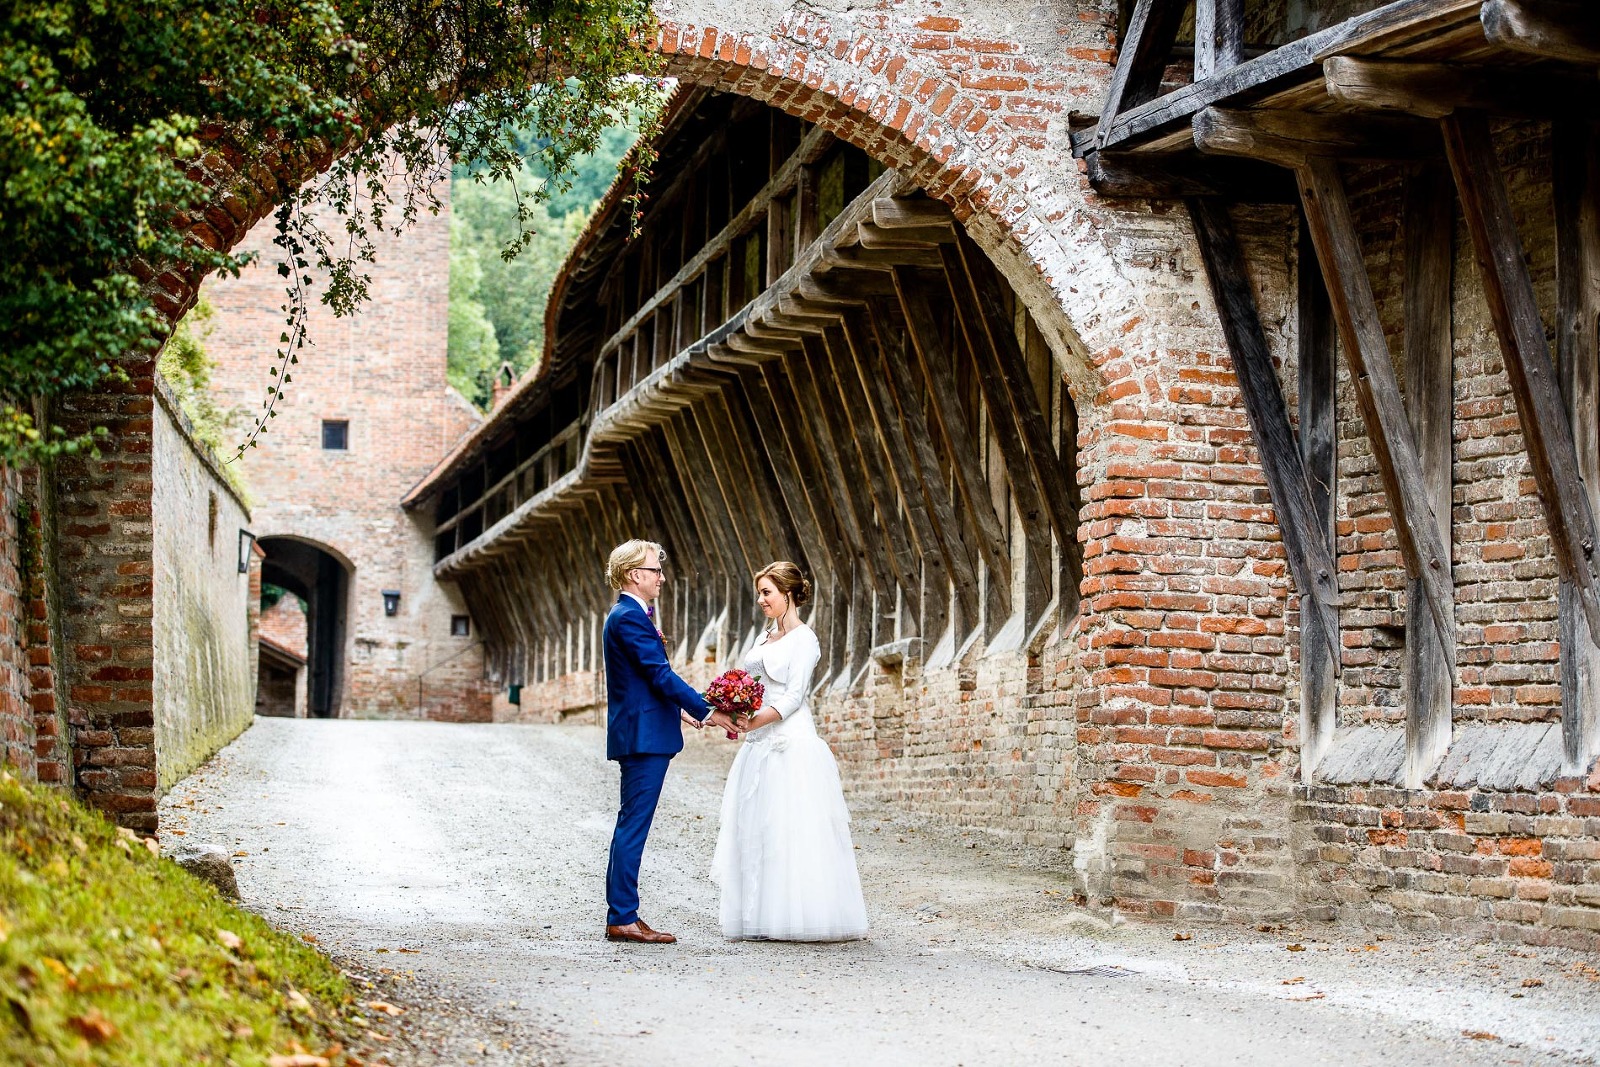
[{"left": 742, "top": 624, "right": 821, "bottom": 723}]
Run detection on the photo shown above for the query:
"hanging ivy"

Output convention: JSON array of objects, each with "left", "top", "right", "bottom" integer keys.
[{"left": 0, "top": 0, "right": 665, "bottom": 466}]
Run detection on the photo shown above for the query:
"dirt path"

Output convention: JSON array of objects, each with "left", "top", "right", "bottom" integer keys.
[{"left": 159, "top": 718, "right": 1600, "bottom": 1066}]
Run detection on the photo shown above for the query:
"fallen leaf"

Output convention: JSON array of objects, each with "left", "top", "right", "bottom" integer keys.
[
  {"left": 268, "top": 1056, "right": 329, "bottom": 1067},
  {"left": 285, "top": 988, "right": 313, "bottom": 1013},
  {"left": 1522, "top": 978, "right": 1544, "bottom": 988},
  {"left": 1286, "top": 944, "right": 1306, "bottom": 952},
  {"left": 1173, "top": 932, "right": 1192, "bottom": 941},
  {"left": 39, "top": 958, "right": 70, "bottom": 979},
  {"left": 234, "top": 851, "right": 249, "bottom": 858},
  {"left": 1281, "top": 976, "right": 1305, "bottom": 985},
  {"left": 1462, "top": 1031, "right": 1500, "bottom": 1042},
  {"left": 397, "top": 947, "right": 420, "bottom": 954},
  {"left": 300, "top": 933, "right": 319, "bottom": 945},
  {"left": 216, "top": 929, "right": 243, "bottom": 951},
  {"left": 170, "top": 829, "right": 186, "bottom": 836},
  {"left": 1286, "top": 992, "right": 1325, "bottom": 1002},
  {"left": 365, "top": 1001, "right": 404, "bottom": 1016},
  {"left": 67, "top": 1009, "right": 116, "bottom": 1043}
]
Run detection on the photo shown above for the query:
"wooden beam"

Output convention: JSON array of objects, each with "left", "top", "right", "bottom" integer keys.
[
  {"left": 1296, "top": 158, "right": 1456, "bottom": 666},
  {"left": 1085, "top": 150, "right": 1298, "bottom": 202},
  {"left": 871, "top": 199, "right": 956, "bottom": 230},
  {"left": 812, "top": 326, "right": 924, "bottom": 629},
  {"left": 1443, "top": 110, "right": 1600, "bottom": 647},
  {"left": 835, "top": 314, "right": 958, "bottom": 638},
  {"left": 1094, "top": 0, "right": 1188, "bottom": 150},
  {"left": 893, "top": 267, "right": 1015, "bottom": 619},
  {"left": 938, "top": 243, "right": 1054, "bottom": 589},
  {"left": 742, "top": 364, "right": 849, "bottom": 581},
  {"left": 1323, "top": 57, "right": 1600, "bottom": 120},
  {"left": 948, "top": 234, "right": 1083, "bottom": 595},
  {"left": 1401, "top": 162, "right": 1455, "bottom": 788},
  {"left": 864, "top": 300, "right": 984, "bottom": 631},
  {"left": 1555, "top": 119, "right": 1600, "bottom": 773},
  {"left": 1296, "top": 215, "right": 1338, "bottom": 781},
  {"left": 1193, "top": 107, "right": 1440, "bottom": 169},
  {"left": 1482, "top": 0, "right": 1600, "bottom": 65},
  {"left": 1187, "top": 198, "right": 1342, "bottom": 669},
  {"left": 786, "top": 341, "right": 899, "bottom": 602}
]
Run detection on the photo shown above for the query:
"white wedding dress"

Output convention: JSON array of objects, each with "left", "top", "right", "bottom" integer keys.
[{"left": 711, "top": 623, "right": 869, "bottom": 941}]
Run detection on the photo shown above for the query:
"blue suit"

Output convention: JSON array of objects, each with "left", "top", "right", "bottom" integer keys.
[{"left": 603, "top": 594, "right": 710, "bottom": 927}]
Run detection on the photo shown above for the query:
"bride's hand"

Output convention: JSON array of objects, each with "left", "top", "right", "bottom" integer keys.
[{"left": 680, "top": 709, "right": 704, "bottom": 729}]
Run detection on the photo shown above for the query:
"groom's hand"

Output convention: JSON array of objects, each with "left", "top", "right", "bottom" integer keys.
[
  {"left": 680, "top": 709, "right": 703, "bottom": 730},
  {"left": 706, "top": 710, "right": 738, "bottom": 734}
]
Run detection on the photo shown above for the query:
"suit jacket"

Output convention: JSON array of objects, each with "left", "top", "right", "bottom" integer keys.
[{"left": 603, "top": 594, "right": 710, "bottom": 760}]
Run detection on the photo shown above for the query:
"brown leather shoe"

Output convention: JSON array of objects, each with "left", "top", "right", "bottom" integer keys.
[{"left": 605, "top": 921, "right": 676, "bottom": 944}]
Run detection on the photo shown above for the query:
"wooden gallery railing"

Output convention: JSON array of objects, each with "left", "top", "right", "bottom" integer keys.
[{"left": 435, "top": 160, "right": 1082, "bottom": 693}]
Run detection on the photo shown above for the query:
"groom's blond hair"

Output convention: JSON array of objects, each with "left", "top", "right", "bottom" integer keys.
[{"left": 606, "top": 539, "right": 665, "bottom": 591}]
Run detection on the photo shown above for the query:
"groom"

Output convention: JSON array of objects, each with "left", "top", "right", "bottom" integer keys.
[{"left": 602, "top": 539, "right": 735, "bottom": 944}]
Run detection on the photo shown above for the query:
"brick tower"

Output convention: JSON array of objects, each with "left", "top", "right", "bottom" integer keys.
[{"left": 202, "top": 186, "right": 493, "bottom": 721}]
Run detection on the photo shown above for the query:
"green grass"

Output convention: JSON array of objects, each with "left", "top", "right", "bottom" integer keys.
[{"left": 0, "top": 771, "right": 356, "bottom": 1065}]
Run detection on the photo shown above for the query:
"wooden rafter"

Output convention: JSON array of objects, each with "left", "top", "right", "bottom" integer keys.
[
  {"left": 1186, "top": 198, "right": 1342, "bottom": 669},
  {"left": 1443, "top": 109, "right": 1600, "bottom": 649},
  {"left": 1555, "top": 119, "right": 1600, "bottom": 772}
]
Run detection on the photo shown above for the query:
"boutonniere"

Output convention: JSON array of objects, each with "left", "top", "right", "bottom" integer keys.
[{"left": 655, "top": 625, "right": 668, "bottom": 645}]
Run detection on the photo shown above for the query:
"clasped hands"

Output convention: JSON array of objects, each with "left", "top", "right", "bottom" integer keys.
[{"left": 680, "top": 709, "right": 776, "bottom": 733}]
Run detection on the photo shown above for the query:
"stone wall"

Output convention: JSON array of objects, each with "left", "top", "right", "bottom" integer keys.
[
  {"left": 151, "top": 379, "right": 258, "bottom": 792},
  {"left": 203, "top": 183, "right": 492, "bottom": 722}
]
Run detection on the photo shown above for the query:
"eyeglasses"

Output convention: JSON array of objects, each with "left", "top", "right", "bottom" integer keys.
[{"left": 632, "top": 566, "right": 664, "bottom": 576}]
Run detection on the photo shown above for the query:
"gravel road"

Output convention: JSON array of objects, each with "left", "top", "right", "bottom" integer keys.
[{"left": 159, "top": 718, "right": 1600, "bottom": 1066}]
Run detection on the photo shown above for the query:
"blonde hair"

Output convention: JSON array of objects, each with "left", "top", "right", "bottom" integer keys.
[
  {"left": 606, "top": 539, "right": 665, "bottom": 591},
  {"left": 754, "top": 561, "right": 812, "bottom": 608}
]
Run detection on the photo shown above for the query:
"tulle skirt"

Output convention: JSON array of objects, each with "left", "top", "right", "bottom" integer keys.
[{"left": 711, "top": 711, "right": 869, "bottom": 941}]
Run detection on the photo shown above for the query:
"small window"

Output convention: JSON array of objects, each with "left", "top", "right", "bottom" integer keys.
[
  {"left": 450, "top": 615, "right": 471, "bottom": 637},
  {"left": 321, "top": 420, "right": 349, "bottom": 450}
]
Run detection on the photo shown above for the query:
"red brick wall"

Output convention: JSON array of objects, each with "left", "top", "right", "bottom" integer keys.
[
  {"left": 203, "top": 184, "right": 493, "bottom": 722},
  {"left": 0, "top": 465, "right": 31, "bottom": 775},
  {"left": 54, "top": 357, "right": 161, "bottom": 830}
]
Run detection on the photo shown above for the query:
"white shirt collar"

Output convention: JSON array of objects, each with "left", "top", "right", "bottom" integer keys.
[{"left": 621, "top": 591, "right": 652, "bottom": 615}]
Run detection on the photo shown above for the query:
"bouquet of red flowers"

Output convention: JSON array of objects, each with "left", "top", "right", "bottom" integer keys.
[{"left": 705, "top": 669, "right": 764, "bottom": 740}]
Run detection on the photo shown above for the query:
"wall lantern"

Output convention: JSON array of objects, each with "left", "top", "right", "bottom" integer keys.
[
  {"left": 237, "top": 529, "right": 256, "bottom": 574},
  {"left": 382, "top": 589, "right": 402, "bottom": 617}
]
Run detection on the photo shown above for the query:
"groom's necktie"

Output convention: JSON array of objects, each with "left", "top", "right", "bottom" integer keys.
[{"left": 646, "top": 605, "right": 655, "bottom": 620}]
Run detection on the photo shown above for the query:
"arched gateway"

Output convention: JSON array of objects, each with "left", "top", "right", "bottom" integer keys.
[{"left": 15, "top": 0, "right": 1600, "bottom": 949}]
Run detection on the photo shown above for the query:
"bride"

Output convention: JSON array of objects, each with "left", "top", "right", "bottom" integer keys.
[{"left": 711, "top": 561, "right": 869, "bottom": 941}]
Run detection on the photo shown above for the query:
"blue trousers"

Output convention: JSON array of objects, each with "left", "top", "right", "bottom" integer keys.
[{"left": 606, "top": 753, "right": 673, "bottom": 927}]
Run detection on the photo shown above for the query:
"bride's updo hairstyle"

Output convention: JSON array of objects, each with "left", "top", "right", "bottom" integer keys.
[{"left": 754, "top": 561, "right": 811, "bottom": 608}]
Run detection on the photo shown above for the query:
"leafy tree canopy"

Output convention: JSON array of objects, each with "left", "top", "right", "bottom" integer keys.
[
  {"left": 0, "top": 0, "right": 662, "bottom": 465},
  {"left": 447, "top": 122, "right": 634, "bottom": 408}
]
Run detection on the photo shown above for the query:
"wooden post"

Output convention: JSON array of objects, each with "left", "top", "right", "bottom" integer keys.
[
  {"left": 1194, "top": 0, "right": 1245, "bottom": 81},
  {"left": 939, "top": 244, "right": 1054, "bottom": 594},
  {"left": 787, "top": 341, "right": 895, "bottom": 598},
  {"left": 949, "top": 235, "right": 1084, "bottom": 601},
  {"left": 1443, "top": 110, "right": 1600, "bottom": 649},
  {"left": 1401, "top": 161, "right": 1455, "bottom": 788},
  {"left": 1187, "top": 198, "right": 1341, "bottom": 670},
  {"left": 1555, "top": 119, "right": 1600, "bottom": 774},
  {"left": 811, "top": 326, "right": 924, "bottom": 634},
  {"left": 865, "top": 300, "right": 983, "bottom": 634},
  {"left": 1297, "top": 217, "right": 1339, "bottom": 780},
  {"left": 1297, "top": 159, "right": 1456, "bottom": 669},
  {"left": 833, "top": 315, "right": 951, "bottom": 642},
  {"left": 893, "top": 267, "right": 1015, "bottom": 622}
]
